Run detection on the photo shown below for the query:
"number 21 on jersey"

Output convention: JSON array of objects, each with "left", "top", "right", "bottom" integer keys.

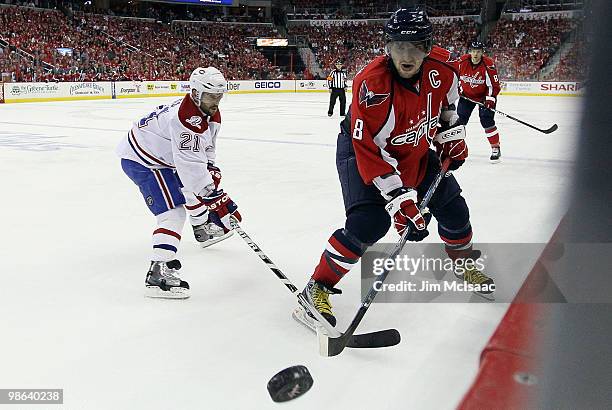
[{"left": 179, "top": 133, "right": 201, "bottom": 152}]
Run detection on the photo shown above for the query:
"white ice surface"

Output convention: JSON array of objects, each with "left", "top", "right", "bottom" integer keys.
[{"left": 0, "top": 93, "right": 580, "bottom": 410}]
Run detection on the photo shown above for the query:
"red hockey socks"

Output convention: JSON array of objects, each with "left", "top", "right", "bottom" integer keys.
[
  {"left": 485, "top": 126, "right": 500, "bottom": 146},
  {"left": 312, "top": 229, "right": 364, "bottom": 287}
]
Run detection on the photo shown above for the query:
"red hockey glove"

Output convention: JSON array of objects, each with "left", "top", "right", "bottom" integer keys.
[
  {"left": 484, "top": 96, "right": 496, "bottom": 110},
  {"left": 385, "top": 188, "right": 430, "bottom": 241},
  {"left": 434, "top": 123, "right": 468, "bottom": 171},
  {"left": 436, "top": 139, "right": 468, "bottom": 171},
  {"left": 201, "top": 190, "right": 241, "bottom": 233},
  {"left": 207, "top": 163, "right": 221, "bottom": 189}
]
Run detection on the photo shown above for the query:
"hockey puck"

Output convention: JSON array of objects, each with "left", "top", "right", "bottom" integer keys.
[{"left": 267, "top": 365, "right": 313, "bottom": 403}]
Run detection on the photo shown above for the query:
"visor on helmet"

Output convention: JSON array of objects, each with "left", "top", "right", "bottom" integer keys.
[{"left": 386, "top": 40, "right": 431, "bottom": 60}]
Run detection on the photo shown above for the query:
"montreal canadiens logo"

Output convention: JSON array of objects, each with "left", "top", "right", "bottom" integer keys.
[
  {"left": 186, "top": 116, "right": 202, "bottom": 129},
  {"left": 359, "top": 81, "right": 390, "bottom": 109}
]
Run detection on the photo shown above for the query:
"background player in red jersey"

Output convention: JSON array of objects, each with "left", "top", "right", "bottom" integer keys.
[
  {"left": 457, "top": 41, "right": 502, "bottom": 162},
  {"left": 293, "top": 9, "right": 495, "bottom": 330}
]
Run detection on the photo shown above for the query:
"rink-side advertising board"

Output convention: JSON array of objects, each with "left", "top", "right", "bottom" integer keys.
[
  {"left": 113, "top": 80, "right": 297, "bottom": 98},
  {"left": 295, "top": 79, "right": 354, "bottom": 93},
  {"left": 0, "top": 80, "right": 584, "bottom": 103},
  {"left": 115, "top": 81, "right": 190, "bottom": 99},
  {"left": 226, "top": 80, "right": 297, "bottom": 94},
  {"left": 500, "top": 81, "right": 584, "bottom": 97},
  {"left": 2, "top": 82, "right": 113, "bottom": 103}
]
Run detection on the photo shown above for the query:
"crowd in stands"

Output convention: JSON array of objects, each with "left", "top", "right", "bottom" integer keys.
[
  {"left": 289, "top": 18, "right": 477, "bottom": 77},
  {"left": 0, "top": 0, "right": 269, "bottom": 22},
  {"left": 504, "top": 0, "right": 584, "bottom": 13},
  {"left": 284, "top": 0, "right": 481, "bottom": 20},
  {"left": 541, "top": 41, "right": 585, "bottom": 81},
  {"left": 486, "top": 15, "right": 578, "bottom": 80},
  {"left": 0, "top": 4, "right": 281, "bottom": 82},
  {"left": 0, "top": 1, "right": 581, "bottom": 83}
]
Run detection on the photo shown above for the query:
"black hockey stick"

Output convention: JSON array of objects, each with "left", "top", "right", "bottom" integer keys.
[
  {"left": 461, "top": 96, "right": 558, "bottom": 134},
  {"left": 318, "top": 157, "right": 451, "bottom": 357},
  {"left": 229, "top": 218, "right": 399, "bottom": 349}
]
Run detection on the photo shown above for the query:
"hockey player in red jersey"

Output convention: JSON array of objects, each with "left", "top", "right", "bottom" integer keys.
[
  {"left": 293, "top": 9, "right": 495, "bottom": 330},
  {"left": 457, "top": 41, "right": 502, "bottom": 162}
]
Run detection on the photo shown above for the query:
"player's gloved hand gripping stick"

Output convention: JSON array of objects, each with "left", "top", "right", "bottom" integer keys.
[{"left": 462, "top": 95, "right": 558, "bottom": 134}]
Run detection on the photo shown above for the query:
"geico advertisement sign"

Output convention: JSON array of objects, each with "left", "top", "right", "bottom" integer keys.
[{"left": 254, "top": 81, "right": 281, "bottom": 89}]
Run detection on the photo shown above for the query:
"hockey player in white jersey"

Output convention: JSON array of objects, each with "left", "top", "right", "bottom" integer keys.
[{"left": 116, "top": 67, "right": 242, "bottom": 299}]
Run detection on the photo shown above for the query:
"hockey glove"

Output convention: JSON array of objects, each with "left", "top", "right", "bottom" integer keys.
[
  {"left": 201, "top": 190, "right": 242, "bottom": 233},
  {"left": 484, "top": 96, "right": 496, "bottom": 110},
  {"left": 207, "top": 163, "right": 222, "bottom": 189},
  {"left": 385, "top": 188, "right": 430, "bottom": 241},
  {"left": 434, "top": 122, "right": 468, "bottom": 171}
]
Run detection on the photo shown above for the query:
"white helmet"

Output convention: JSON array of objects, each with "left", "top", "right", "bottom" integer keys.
[{"left": 189, "top": 67, "right": 226, "bottom": 104}]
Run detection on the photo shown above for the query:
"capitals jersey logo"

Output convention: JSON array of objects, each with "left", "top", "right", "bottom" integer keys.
[
  {"left": 186, "top": 116, "right": 203, "bottom": 129},
  {"left": 359, "top": 81, "right": 390, "bottom": 108},
  {"left": 390, "top": 92, "right": 437, "bottom": 147},
  {"left": 460, "top": 73, "right": 485, "bottom": 88}
]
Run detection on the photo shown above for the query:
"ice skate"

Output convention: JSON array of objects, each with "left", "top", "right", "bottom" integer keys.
[
  {"left": 192, "top": 221, "right": 233, "bottom": 248},
  {"left": 490, "top": 145, "right": 501, "bottom": 163},
  {"left": 293, "top": 279, "right": 341, "bottom": 332},
  {"left": 145, "top": 260, "right": 190, "bottom": 299},
  {"left": 453, "top": 262, "right": 495, "bottom": 301}
]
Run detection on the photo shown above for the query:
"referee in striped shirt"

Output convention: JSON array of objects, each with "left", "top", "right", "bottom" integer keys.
[{"left": 327, "top": 61, "right": 347, "bottom": 117}]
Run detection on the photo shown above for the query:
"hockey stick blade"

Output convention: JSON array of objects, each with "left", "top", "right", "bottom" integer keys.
[
  {"left": 296, "top": 293, "right": 402, "bottom": 351},
  {"left": 292, "top": 309, "right": 401, "bottom": 350},
  {"left": 347, "top": 329, "right": 401, "bottom": 349},
  {"left": 542, "top": 124, "right": 558, "bottom": 134},
  {"left": 318, "top": 328, "right": 400, "bottom": 356}
]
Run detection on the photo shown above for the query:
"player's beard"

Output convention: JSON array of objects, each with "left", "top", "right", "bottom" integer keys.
[{"left": 201, "top": 103, "right": 218, "bottom": 116}]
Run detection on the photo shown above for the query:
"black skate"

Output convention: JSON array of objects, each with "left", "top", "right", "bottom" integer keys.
[
  {"left": 192, "top": 222, "right": 233, "bottom": 248},
  {"left": 145, "top": 260, "right": 190, "bottom": 299},
  {"left": 293, "top": 279, "right": 341, "bottom": 332},
  {"left": 490, "top": 146, "right": 501, "bottom": 163}
]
